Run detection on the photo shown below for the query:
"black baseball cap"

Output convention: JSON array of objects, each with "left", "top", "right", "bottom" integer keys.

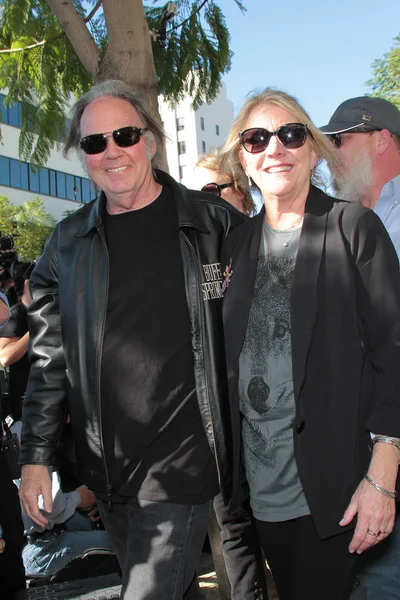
[{"left": 320, "top": 96, "right": 400, "bottom": 136}]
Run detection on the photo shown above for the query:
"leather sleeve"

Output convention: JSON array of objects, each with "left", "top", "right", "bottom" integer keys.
[{"left": 20, "top": 225, "right": 68, "bottom": 465}]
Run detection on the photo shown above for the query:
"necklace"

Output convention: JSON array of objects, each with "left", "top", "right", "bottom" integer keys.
[{"left": 265, "top": 217, "right": 303, "bottom": 247}]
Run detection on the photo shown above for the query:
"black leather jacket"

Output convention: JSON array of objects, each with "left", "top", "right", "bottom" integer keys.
[{"left": 20, "top": 171, "right": 245, "bottom": 504}]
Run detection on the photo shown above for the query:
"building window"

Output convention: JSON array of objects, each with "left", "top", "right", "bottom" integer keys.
[
  {"left": 0, "top": 156, "right": 10, "bottom": 186},
  {"left": 0, "top": 155, "right": 96, "bottom": 203},
  {"left": 200, "top": 117, "right": 205, "bottom": 131},
  {"left": 179, "top": 166, "right": 185, "bottom": 181},
  {"left": 176, "top": 117, "right": 184, "bottom": 131},
  {"left": 178, "top": 141, "right": 186, "bottom": 155},
  {"left": 202, "top": 141, "right": 206, "bottom": 153},
  {"left": 216, "top": 124, "right": 220, "bottom": 136}
]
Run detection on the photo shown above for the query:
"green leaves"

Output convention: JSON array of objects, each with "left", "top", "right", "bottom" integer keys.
[
  {"left": 0, "top": 0, "right": 92, "bottom": 166},
  {"left": 0, "top": 196, "right": 56, "bottom": 260},
  {"left": 148, "top": 0, "right": 233, "bottom": 108},
  {"left": 367, "top": 34, "right": 400, "bottom": 109}
]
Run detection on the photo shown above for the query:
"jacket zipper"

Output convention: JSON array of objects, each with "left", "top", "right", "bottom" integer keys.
[
  {"left": 97, "top": 225, "right": 113, "bottom": 511},
  {"left": 179, "top": 231, "right": 222, "bottom": 487}
]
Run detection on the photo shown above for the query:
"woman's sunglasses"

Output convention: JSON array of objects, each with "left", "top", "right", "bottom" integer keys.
[
  {"left": 80, "top": 126, "right": 148, "bottom": 155},
  {"left": 240, "top": 123, "right": 308, "bottom": 154},
  {"left": 201, "top": 182, "right": 234, "bottom": 196},
  {"left": 328, "top": 127, "right": 380, "bottom": 149}
]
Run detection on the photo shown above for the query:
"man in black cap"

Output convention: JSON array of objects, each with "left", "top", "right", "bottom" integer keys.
[{"left": 321, "top": 96, "right": 400, "bottom": 600}]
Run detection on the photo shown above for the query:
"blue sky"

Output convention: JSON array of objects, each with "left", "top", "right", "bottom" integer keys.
[{"left": 217, "top": 0, "right": 400, "bottom": 127}]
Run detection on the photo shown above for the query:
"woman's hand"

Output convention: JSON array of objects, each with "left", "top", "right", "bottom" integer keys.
[{"left": 340, "top": 441, "right": 398, "bottom": 554}]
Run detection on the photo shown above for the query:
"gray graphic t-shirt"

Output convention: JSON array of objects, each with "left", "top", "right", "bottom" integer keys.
[{"left": 239, "top": 221, "right": 310, "bottom": 522}]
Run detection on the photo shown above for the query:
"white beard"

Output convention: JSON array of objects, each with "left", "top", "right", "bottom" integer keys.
[{"left": 331, "top": 149, "right": 373, "bottom": 204}]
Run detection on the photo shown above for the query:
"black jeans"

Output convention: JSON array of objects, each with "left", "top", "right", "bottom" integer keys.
[
  {"left": 255, "top": 515, "right": 358, "bottom": 600},
  {"left": 97, "top": 496, "right": 211, "bottom": 600}
]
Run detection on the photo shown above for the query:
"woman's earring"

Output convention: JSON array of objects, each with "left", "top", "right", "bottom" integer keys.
[{"left": 248, "top": 176, "right": 252, "bottom": 188}]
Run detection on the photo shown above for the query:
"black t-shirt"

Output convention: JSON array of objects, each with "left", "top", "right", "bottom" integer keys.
[
  {"left": 101, "top": 186, "right": 218, "bottom": 504},
  {"left": 0, "top": 302, "right": 29, "bottom": 421}
]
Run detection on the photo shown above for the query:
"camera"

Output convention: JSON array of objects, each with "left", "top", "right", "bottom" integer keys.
[{"left": 0, "top": 233, "right": 18, "bottom": 274}]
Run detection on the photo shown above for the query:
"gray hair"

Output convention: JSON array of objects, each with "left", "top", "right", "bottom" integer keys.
[{"left": 63, "top": 79, "right": 166, "bottom": 158}]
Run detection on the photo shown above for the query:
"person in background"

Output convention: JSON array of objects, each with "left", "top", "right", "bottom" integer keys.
[
  {"left": 0, "top": 291, "right": 9, "bottom": 327},
  {"left": 18, "top": 79, "right": 245, "bottom": 600},
  {"left": 220, "top": 87, "right": 400, "bottom": 600},
  {"left": 0, "top": 262, "right": 35, "bottom": 423},
  {"left": 321, "top": 95, "right": 400, "bottom": 600},
  {"left": 0, "top": 292, "right": 24, "bottom": 600},
  {"left": 194, "top": 147, "right": 256, "bottom": 216},
  {"left": 193, "top": 149, "right": 268, "bottom": 599}
]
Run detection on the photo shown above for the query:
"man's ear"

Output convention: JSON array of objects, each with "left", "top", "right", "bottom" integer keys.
[{"left": 376, "top": 129, "right": 391, "bottom": 155}]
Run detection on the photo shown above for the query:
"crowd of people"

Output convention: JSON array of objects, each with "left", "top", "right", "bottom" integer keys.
[{"left": 0, "top": 79, "right": 399, "bottom": 600}]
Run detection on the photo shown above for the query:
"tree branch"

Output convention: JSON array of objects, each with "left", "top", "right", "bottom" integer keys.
[
  {"left": 45, "top": 0, "right": 100, "bottom": 79},
  {"left": 170, "top": 0, "right": 209, "bottom": 32},
  {"left": 0, "top": 40, "right": 46, "bottom": 54},
  {"left": 85, "top": 0, "right": 103, "bottom": 24}
]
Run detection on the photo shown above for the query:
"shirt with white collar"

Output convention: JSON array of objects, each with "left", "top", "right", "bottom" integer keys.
[{"left": 373, "top": 173, "right": 400, "bottom": 259}]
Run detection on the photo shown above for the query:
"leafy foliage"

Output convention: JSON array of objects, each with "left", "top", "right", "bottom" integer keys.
[
  {"left": 0, "top": 0, "right": 245, "bottom": 165},
  {"left": 366, "top": 34, "right": 400, "bottom": 109},
  {"left": 148, "top": 0, "right": 244, "bottom": 109},
  {"left": 0, "top": 196, "right": 56, "bottom": 260},
  {"left": 0, "top": 0, "right": 93, "bottom": 165}
]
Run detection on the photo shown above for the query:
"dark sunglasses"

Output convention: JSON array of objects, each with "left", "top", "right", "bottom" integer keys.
[
  {"left": 328, "top": 127, "right": 381, "bottom": 149},
  {"left": 201, "top": 182, "right": 234, "bottom": 196},
  {"left": 80, "top": 126, "right": 148, "bottom": 155},
  {"left": 240, "top": 123, "right": 308, "bottom": 154}
]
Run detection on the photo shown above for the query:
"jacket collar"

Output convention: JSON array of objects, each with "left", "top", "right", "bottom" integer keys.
[{"left": 76, "top": 169, "right": 209, "bottom": 237}]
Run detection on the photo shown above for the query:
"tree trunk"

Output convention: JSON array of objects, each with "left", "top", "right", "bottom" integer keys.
[
  {"left": 45, "top": 0, "right": 168, "bottom": 171},
  {"left": 99, "top": 0, "right": 168, "bottom": 171}
]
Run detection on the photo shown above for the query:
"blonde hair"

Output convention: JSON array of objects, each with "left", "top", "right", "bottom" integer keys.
[
  {"left": 222, "top": 87, "right": 341, "bottom": 190},
  {"left": 195, "top": 147, "right": 256, "bottom": 216}
]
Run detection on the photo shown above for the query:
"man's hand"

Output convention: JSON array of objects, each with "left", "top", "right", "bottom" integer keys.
[
  {"left": 76, "top": 485, "right": 97, "bottom": 511},
  {"left": 19, "top": 464, "right": 52, "bottom": 527}
]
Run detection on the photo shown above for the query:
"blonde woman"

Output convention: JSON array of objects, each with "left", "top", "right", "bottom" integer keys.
[{"left": 221, "top": 88, "right": 400, "bottom": 600}]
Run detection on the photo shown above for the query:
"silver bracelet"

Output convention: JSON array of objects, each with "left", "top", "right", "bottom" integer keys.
[
  {"left": 364, "top": 473, "right": 397, "bottom": 499},
  {"left": 372, "top": 436, "right": 400, "bottom": 464}
]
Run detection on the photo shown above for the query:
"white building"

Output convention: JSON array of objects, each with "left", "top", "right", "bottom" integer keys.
[
  {"left": 159, "top": 82, "right": 234, "bottom": 187},
  {"left": 0, "top": 84, "right": 234, "bottom": 222}
]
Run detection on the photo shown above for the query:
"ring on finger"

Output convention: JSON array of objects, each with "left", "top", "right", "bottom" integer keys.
[
  {"left": 367, "top": 529, "right": 381, "bottom": 537},
  {"left": 381, "top": 530, "right": 391, "bottom": 534}
]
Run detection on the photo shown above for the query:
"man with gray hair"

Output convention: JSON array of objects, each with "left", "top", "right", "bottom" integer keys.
[
  {"left": 18, "top": 80, "right": 245, "bottom": 599},
  {"left": 321, "top": 96, "right": 400, "bottom": 600}
]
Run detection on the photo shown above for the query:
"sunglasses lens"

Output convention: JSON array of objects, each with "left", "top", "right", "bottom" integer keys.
[
  {"left": 201, "top": 183, "right": 220, "bottom": 196},
  {"left": 80, "top": 126, "right": 144, "bottom": 154},
  {"left": 113, "top": 126, "right": 140, "bottom": 148},
  {"left": 241, "top": 128, "right": 272, "bottom": 153},
  {"left": 80, "top": 134, "right": 107, "bottom": 155},
  {"left": 277, "top": 124, "right": 307, "bottom": 149}
]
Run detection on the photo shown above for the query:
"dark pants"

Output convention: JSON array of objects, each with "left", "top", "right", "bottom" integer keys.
[
  {"left": 255, "top": 515, "right": 358, "bottom": 600},
  {"left": 209, "top": 492, "right": 268, "bottom": 599},
  {"left": 0, "top": 454, "right": 25, "bottom": 599},
  {"left": 97, "top": 496, "right": 211, "bottom": 600}
]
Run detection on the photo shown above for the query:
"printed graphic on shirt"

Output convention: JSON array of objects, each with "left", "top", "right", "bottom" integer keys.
[
  {"left": 239, "top": 225, "right": 309, "bottom": 520},
  {"left": 202, "top": 262, "right": 223, "bottom": 300}
]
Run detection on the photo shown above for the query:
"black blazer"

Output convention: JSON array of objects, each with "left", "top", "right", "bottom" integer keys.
[{"left": 222, "top": 185, "right": 400, "bottom": 539}]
